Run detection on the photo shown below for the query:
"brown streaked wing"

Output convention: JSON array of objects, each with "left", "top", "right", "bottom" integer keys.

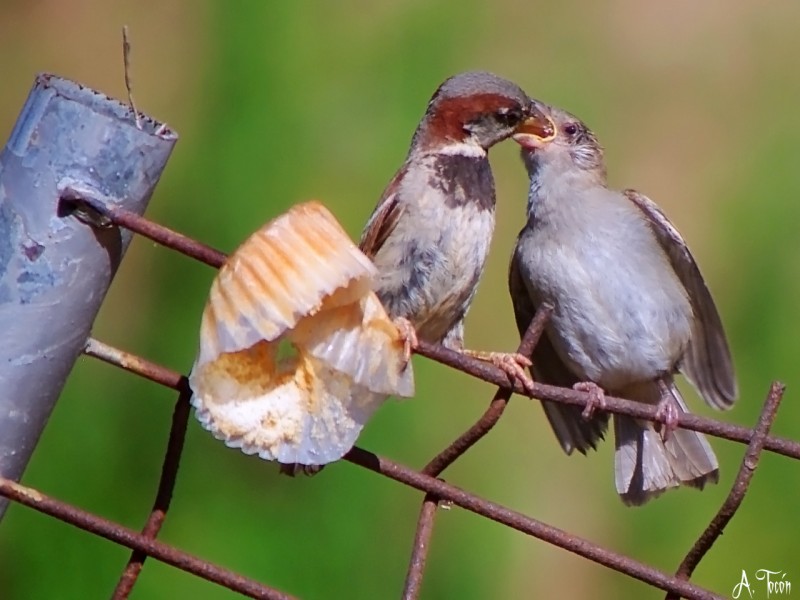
[
  {"left": 359, "top": 164, "right": 408, "bottom": 259},
  {"left": 623, "top": 189, "right": 737, "bottom": 409}
]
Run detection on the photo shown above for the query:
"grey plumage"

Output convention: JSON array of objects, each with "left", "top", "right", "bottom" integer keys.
[
  {"left": 430, "top": 71, "right": 529, "bottom": 102},
  {"left": 510, "top": 100, "right": 737, "bottom": 505}
]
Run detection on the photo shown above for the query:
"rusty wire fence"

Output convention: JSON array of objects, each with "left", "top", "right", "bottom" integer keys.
[
  {"left": 1, "top": 75, "right": 799, "bottom": 600},
  {"left": 1, "top": 192, "right": 797, "bottom": 600}
]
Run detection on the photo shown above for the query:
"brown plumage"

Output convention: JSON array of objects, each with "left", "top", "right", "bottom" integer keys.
[{"left": 281, "top": 72, "right": 547, "bottom": 477}]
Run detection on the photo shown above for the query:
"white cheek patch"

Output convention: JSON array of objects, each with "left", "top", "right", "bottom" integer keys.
[
  {"left": 189, "top": 201, "right": 414, "bottom": 466},
  {"left": 436, "top": 141, "right": 487, "bottom": 158}
]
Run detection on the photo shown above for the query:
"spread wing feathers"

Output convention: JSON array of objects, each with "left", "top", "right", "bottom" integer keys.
[
  {"left": 509, "top": 246, "right": 608, "bottom": 454},
  {"left": 292, "top": 292, "right": 414, "bottom": 398},
  {"left": 197, "top": 201, "right": 377, "bottom": 363},
  {"left": 190, "top": 343, "right": 388, "bottom": 465},
  {"left": 190, "top": 201, "right": 414, "bottom": 467},
  {"left": 624, "top": 189, "right": 737, "bottom": 410},
  {"left": 359, "top": 164, "right": 408, "bottom": 258}
]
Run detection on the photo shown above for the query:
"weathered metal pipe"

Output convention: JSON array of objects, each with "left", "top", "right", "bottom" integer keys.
[{"left": 0, "top": 74, "right": 177, "bottom": 518}]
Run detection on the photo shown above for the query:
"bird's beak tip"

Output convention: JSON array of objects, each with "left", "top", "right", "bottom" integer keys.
[{"left": 512, "top": 114, "right": 556, "bottom": 149}]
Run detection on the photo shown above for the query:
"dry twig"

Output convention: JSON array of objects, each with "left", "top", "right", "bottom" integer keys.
[{"left": 122, "top": 26, "right": 142, "bottom": 130}]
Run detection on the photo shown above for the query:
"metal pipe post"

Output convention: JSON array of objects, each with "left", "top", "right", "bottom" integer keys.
[{"left": 0, "top": 74, "right": 177, "bottom": 518}]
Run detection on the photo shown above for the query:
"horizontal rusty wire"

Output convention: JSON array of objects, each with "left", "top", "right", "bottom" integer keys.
[
  {"left": 59, "top": 193, "right": 226, "bottom": 269},
  {"left": 0, "top": 475, "right": 295, "bottom": 600},
  {"left": 71, "top": 202, "right": 800, "bottom": 463},
  {"left": 8, "top": 337, "right": 725, "bottom": 600},
  {"left": 1, "top": 195, "right": 792, "bottom": 599},
  {"left": 73, "top": 337, "right": 768, "bottom": 600},
  {"left": 415, "top": 340, "right": 800, "bottom": 461},
  {"left": 84, "top": 337, "right": 187, "bottom": 391}
]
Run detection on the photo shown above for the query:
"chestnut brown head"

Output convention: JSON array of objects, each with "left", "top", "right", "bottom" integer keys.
[{"left": 413, "top": 71, "right": 531, "bottom": 151}]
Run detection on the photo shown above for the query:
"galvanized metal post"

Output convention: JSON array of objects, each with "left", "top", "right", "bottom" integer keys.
[{"left": 0, "top": 74, "right": 177, "bottom": 519}]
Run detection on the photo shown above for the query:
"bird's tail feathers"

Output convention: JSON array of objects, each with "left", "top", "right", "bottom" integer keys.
[
  {"left": 542, "top": 399, "right": 608, "bottom": 455},
  {"left": 614, "top": 379, "right": 718, "bottom": 506}
]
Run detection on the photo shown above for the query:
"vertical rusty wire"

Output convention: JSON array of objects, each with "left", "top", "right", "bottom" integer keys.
[
  {"left": 112, "top": 386, "right": 192, "bottom": 598},
  {"left": 402, "top": 304, "right": 553, "bottom": 599},
  {"left": 665, "top": 382, "right": 786, "bottom": 600}
]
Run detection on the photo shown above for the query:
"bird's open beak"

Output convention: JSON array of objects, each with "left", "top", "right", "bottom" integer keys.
[{"left": 512, "top": 109, "right": 556, "bottom": 150}]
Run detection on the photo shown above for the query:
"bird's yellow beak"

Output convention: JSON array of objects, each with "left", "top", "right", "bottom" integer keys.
[{"left": 512, "top": 111, "right": 556, "bottom": 149}]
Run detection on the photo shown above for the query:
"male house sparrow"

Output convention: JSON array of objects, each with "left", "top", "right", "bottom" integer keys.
[
  {"left": 509, "top": 101, "right": 737, "bottom": 505},
  {"left": 361, "top": 71, "right": 547, "bottom": 382},
  {"left": 281, "top": 72, "right": 546, "bottom": 477}
]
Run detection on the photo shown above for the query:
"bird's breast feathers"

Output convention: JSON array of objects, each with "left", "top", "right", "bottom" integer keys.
[
  {"left": 370, "top": 154, "right": 496, "bottom": 342},
  {"left": 517, "top": 209, "right": 693, "bottom": 387}
]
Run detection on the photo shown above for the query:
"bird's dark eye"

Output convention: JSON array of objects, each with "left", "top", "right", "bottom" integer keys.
[
  {"left": 563, "top": 123, "right": 579, "bottom": 136},
  {"left": 496, "top": 107, "right": 522, "bottom": 127}
]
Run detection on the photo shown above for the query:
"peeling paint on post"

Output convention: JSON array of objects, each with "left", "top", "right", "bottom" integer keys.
[{"left": 0, "top": 74, "right": 177, "bottom": 518}]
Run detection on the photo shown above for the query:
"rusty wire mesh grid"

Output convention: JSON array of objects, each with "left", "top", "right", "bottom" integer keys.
[{"left": 1, "top": 194, "right": 797, "bottom": 600}]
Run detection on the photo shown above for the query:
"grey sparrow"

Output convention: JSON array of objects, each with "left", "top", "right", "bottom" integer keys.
[{"left": 509, "top": 101, "right": 737, "bottom": 505}]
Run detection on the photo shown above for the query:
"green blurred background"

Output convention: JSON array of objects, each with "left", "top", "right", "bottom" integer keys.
[{"left": 1, "top": 1, "right": 798, "bottom": 598}]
